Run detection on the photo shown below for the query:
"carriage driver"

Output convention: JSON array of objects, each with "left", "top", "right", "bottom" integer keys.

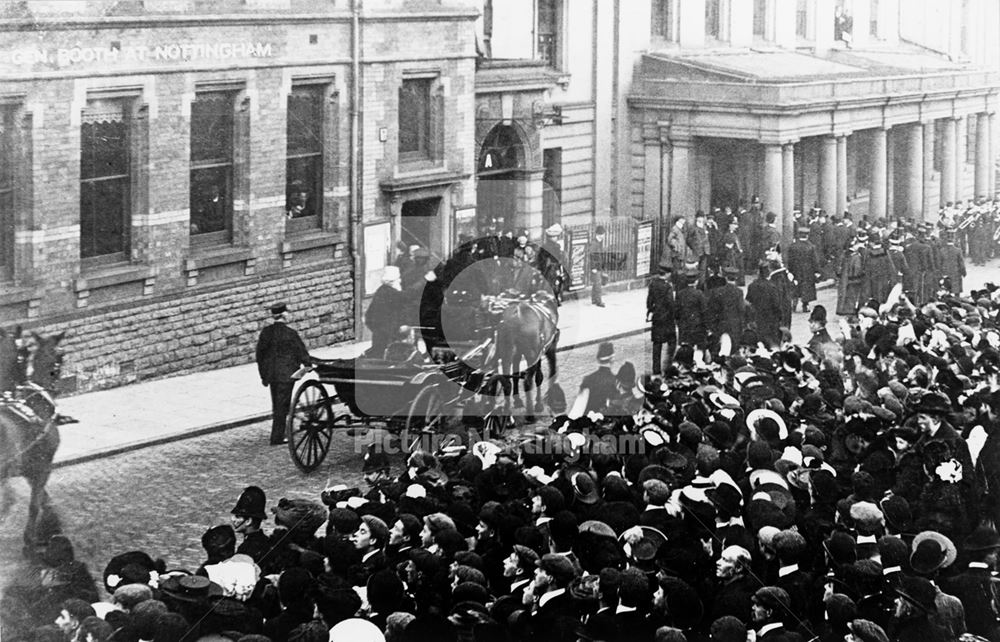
[
  {"left": 365, "top": 266, "right": 409, "bottom": 359},
  {"left": 255, "top": 303, "right": 310, "bottom": 446}
]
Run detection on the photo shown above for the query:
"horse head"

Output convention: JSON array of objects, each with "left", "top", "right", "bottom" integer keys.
[{"left": 27, "top": 331, "right": 66, "bottom": 394}]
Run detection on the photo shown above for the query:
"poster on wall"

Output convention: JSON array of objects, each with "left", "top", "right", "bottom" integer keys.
[
  {"left": 568, "top": 229, "right": 589, "bottom": 291},
  {"left": 453, "top": 206, "right": 477, "bottom": 248},
  {"left": 363, "top": 221, "right": 392, "bottom": 296},
  {"left": 635, "top": 220, "right": 653, "bottom": 278}
]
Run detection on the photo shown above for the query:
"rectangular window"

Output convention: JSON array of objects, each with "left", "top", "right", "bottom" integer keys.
[
  {"left": 537, "top": 0, "right": 559, "bottom": 68},
  {"left": 705, "top": 0, "right": 721, "bottom": 39},
  {"left": 542, "top": 148, "right": 562, "bottom": 228},
  {"left": 189, "top": 91, "right": 235, "bottom": 244},
  {"left": 796, "top": 0, "right": 808, "bottom": 38},
  {"left": 0, "top": 107, "right": 13, "bottom": 278},
  {"left": 286, "top": 85, "right": 323, "bottom": 233},
  {"left": 753, "top": 0, "right": 767, "bottom": 37},
  {"left": 80, "top": 98, "right": 130, "bottom": 262},
  {"left": 652, "top": 0, "right": 675, "bottom": 41},
  {"left": 870, "top": 0, "right": 879, "bottom": 37},
  {"left": 398, "top": 78, "right": 432, "bottom": 161}
]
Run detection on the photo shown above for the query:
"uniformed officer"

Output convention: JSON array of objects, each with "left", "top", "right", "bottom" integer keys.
[{"left": 255, "top": 303, "right": 310, "bottom": 445}]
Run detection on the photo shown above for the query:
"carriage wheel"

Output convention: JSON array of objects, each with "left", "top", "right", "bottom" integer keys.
[
  {"left": 405, "top": 385, "right": 445, "bottom": 434},
  {"left": 287, "top": 381, "right": 336, "bottom": 473}
]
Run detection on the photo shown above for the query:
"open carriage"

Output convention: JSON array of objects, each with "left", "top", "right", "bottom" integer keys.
[{"left": 285, "top": 330, "right": 505, "bottom": 473}]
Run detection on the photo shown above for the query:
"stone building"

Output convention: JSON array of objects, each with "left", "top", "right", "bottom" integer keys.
[{"left": 0, "top": 0, "right": 478, "bottom": 392}]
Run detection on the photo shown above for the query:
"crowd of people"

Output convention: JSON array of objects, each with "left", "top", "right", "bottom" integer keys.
[{"left": 6, "top": 201, "right": 1000, "bottom": 642}]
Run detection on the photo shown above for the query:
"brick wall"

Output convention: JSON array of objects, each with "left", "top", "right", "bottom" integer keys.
[{"left": 31, "top": 258, "right": 353, "bottom": 394}]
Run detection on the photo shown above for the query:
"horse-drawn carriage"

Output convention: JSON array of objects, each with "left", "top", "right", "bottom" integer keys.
[
  {"left": 284, "top": 253, "right": 561, "bottom": 474},
  {"left": 284, "top": 329, "right": 508, "bottom": 473}
]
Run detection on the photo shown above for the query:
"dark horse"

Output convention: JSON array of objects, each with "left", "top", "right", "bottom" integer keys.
[
  {"left": 481, "top": 259, "right": 560, "bottom": 421},
  {"left": 0, "top": 327, "right": 64, "bottom": 555}
]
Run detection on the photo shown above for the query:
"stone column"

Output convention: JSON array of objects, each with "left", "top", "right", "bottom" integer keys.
[
  {"left": 782, "top": 142, "right": 795, "bottom": 245},
  {"left": 642, "top": 125, "right": 662, "bottom": 221},
  {"left": 886, "top": 130, "right": 895, "bottom": 215},
  {"left": 836, "top": 135, "right": 848, "bottom": 215},
  {"left": 976, "top": 112, "right": 990, "bottom": 199},
  {"left": 762, "top": 144, "right": 783, "bottom": 233},
  {"left": 990, "top": 112, "right": 997, "bottom": 197},
  {"left": 668, "top": 137, "right": 693, "bottom": 221},
  {"left": 870, "top": 127, "right": 888, "bottom": 220},
  {"left": 941, "top": 117, "right": 958, "bottom": 205},
  {"left": 819, "top": 135, "right": 837, "bottom": 215},
  {"left": 922, "top": 121, "right": 935, "bottom": 221},
  {"left": 905, "top": 122, "right": 923, "bottom": 219}
]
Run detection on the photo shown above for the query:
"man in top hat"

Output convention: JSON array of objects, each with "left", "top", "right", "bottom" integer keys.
[
  {"left": 647, "top": 259, "right": 676, "bottom": 374},
  {"left": 786, "top": 226, "right": 821, "bottom": 314},
  {"left": 937, "top": 230, "right": 966, "bottom": 294},
  {"left": 706, "top": 267, "right": 746, "bottom": 353},
  {"left": 230, "top": 486, "right": 269, "bottom": 563},
  {"left": 538, "top": 224, "right": 569, "bottom": 304},
  {"left": 255, "top": 302, "right": 310, "bottom": 445},
  {"left": 940, "top": 525, "right": 1000, "bottom": 639},
  {"left": 589, "top": 225, "right": 607, "bottom": 307}
]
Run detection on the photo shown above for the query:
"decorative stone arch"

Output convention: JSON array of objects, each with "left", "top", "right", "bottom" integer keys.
[{"left": 475, "top": 118, "right": 545, "bottom": 237}]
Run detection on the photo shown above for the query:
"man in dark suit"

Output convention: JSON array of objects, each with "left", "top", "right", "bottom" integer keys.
[
  {"left": 746, "top": 262, "right": 784, "bottom": 348},
  {"left": 526, "top": 553, "right": 579, "bottom": 638},
  {"left": 940, "top": 526, "right": 1000, "bottom": 639},
  {"left": 255, "top": 303, "right": 310, "bottom": 445},
  {"left": 647, "top": 261, "right": 676, "bottom": 374},
  {"left": 705, "top": 269, "right": 746, "bottom": 352},
  {"left": 751, "top": 586, "right": 803, "bottom": 642}
]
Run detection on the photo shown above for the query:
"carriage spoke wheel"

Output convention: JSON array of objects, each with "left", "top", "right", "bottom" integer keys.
[
  {"left": 287, "top": 381, "right": 335, "bottom": 473},
  {"left": 405, "top": 386, "right": 445, "bottom": 434}
]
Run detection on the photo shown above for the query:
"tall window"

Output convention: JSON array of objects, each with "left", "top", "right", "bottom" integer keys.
[
  {"left": 542, "top": 148, "right": 562, "bottom": 228},
  {"left": 399, "top": 78, "right": 432, "bottom": 161},
  {"left": 80, "top": 98, "right": 130, "bottom": 262},
  {"left": 652, "top": 0, "right": 676, "bottom": 41},
  {"left": 286, "top": 85, "right": 323, "bottom": 232},
  {"left": 0, "top": 107, "right": 13, "bottom": 278},
  {"left": 870, "top": 0, "right": 879, "bottom": 37},
  {"left": 705, "top": 0, "right": 721, "bottom": 40},
  {"left": 796, "top": 0, "right": 808, "bottom": 38},
  {"left": 537, "top": 0, "right": 559, "bottom": 67},
  {"left": 189, "top": 91, "right": 235, "bottom": 243},
  {"left": 753, "top": 0, "right": 767, "bottom": 38},
  {"left": 966, "top": 116, "right": 977, "bottom": 165}
]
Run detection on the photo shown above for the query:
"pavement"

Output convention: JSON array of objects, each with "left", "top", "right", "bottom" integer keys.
[{"left": 51, "top": 258, "right": 1000, "bottom": 467}]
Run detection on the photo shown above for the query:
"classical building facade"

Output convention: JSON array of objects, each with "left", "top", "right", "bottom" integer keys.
[
  {"left": 627, "top": 0, "right": 1000, "bottom": 243},
  {"left": 0, "top": 0, "right": 477, "bottom": 391}
]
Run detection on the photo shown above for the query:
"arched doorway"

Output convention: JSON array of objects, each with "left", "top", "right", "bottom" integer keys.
[{"left": 476, "top": 124, "right": 526, "bottom": 234}]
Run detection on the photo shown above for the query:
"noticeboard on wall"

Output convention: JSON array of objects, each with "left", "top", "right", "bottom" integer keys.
[
  {"left": 453, "top": 206, "right": 477, "bottom": 248},
  {"left": 568, "top": 229, "right": 589, "bottom": 291},
  {"left": 363, "top": 221, "right": 392, "bottom": 296},
  {"left": 635, "top": 220, "right": 653, "bottom": 278}
]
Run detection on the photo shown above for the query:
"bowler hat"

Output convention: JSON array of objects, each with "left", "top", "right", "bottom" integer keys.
[
  {"left": 269, "top": 302, "right": 288, "bottom": 316},
  {"left": 231, "top": 486, "right": 267, "bottom": 521},
  {"left": 597, "top": 341, "right": 615, "bottom": 363},
  {"left": 571, "top": 472, "right": 600, "bottom": 505},
  {"left": 895, "top": 576, "right": 937, "bottom": 612},
  {"left": 964, "top": 525, "right": 1000, "bottom": 552}
]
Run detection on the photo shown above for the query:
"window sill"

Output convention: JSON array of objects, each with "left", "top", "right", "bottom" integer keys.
[
  {"left": 0, "top": 283, "right": 42, "bottom": 307},
  {"left": 74, "top": 263, "right": 157, "bottom": 308},
  {"left": 282, "top": 230, "right": 344, "bottom": 254},
  {"left": 184, "top": 245, "right": 254, "bottom": 286},
  {"left": 75, "top": 263, "right": 155, "bottom": 291}
]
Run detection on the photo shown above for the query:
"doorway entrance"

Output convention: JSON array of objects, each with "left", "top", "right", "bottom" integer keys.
[
  {"left": 401, "top": 197, "right": 440, "bottom": 251},
  {"left": 477, "top": 124, "right": 526, "bottom": 233}
]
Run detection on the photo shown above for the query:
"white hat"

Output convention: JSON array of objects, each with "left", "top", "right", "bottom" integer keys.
[
  {"left": 382, "top": 265, "right": 401, "bottom": 283},
  {"left": 545, "top": 223, "right": 563, "bottom": 237}
]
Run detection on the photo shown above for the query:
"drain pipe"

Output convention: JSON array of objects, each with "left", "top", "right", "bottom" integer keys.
[{"left": 350, "top": 0, "right": 363, "bottom": 340}]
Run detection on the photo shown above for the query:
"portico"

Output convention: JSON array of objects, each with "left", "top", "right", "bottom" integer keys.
[{"left": 630, "top": 49, "right": 999, "bottom": 246}]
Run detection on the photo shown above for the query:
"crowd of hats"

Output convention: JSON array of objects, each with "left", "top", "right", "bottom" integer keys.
[{"left": 6, "top": 282, "right": 1000, "bottom": 642}]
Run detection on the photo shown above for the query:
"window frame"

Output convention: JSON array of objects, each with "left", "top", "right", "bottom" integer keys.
[
  {"left": 542, "top": 147, "right": 562, "bottom": 229},
  {"left": 398, "top": 77, "right": 433, "bottom": 163},
  {"left": 536, "top": 0, "right": 562, "bottom": 69},
  {"left": 79, "top": 95, "right": 135, "bottom": 268},
  {"left": 189, "top": 88, "right": 238, "bottom": 247},
  {"left": 0, "top": 106, "right": 15, "bottom": 280},
  {"left": 651, "top": 0, "right": 677, "bottom": 42},
  {"left": 285, "top": 82, "right": 326, "bottom": 234}
]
